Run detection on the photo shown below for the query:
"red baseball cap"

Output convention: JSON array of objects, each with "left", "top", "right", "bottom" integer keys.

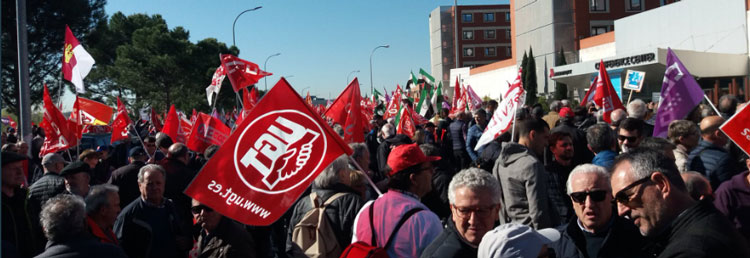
[
  {"left": 559, "top": 107, "right": 573, "bottom": 118},
  {"left": 386, "top": 143, "right": 441, "bottom": 176}
]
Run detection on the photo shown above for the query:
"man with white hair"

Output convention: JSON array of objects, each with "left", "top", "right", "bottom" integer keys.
[
  {"left": 549, "top": 164, "right": 644, "bottom": 258},
  {"left": 626, "top": 99, "right": 653, "bottom": 136},
  {"left": 422, "top": 168, "right": 502, "bottom": 257}
]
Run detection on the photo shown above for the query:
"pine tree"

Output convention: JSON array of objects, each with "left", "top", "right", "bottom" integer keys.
[
  {"left": 553, "top": 46, "right": 568, "bottom": 100},
  {"left": 520, "top": 51, "right": 528, "bottom": 87},
  {"left": 525, "top": 47, "right": 538, "bottom": 105}
]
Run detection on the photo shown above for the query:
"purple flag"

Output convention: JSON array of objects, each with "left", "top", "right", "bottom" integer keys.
[{"left": 653, "top": 48, "right": 705, "bottom": 138}]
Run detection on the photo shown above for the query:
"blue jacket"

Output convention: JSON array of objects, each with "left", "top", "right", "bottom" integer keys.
[
  {"left": 592, "top": 150, "right": 617, "bottom": 170},
  {"left": 688, "top": 140, "right": 738, "bottom": 190},
  {"left": 466, "top": 124, "right": 485, "bottom": 161}
]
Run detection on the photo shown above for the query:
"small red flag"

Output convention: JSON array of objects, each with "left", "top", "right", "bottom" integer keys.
[
  {"left": 186, "top": 113, "right": 232, "bottom": 153},
  {"left": 397, "top": 105, "right": 417, "bottom": 138},
  {"left": 184, "top": 78, "right": 352, "bottom": 226},
  {"left": 40, "top": 85, "right": 78, "bottom": 157},
  {"left": 220, "top": 54, "right": 272, "bottom": 92},
  {"left": 111, "top": 97, "right": 132, "bottom": 144},
  {"left": 383, "top": 85, "right": 402, "bottom": 121},
  {"left": 150, "top": 108, "right": 163, "bottom": 132},
  {"left": 324, "top": 78, "right": 364, "bottom": 143},
  {"left": 721, "top": 103, "right": 750, "bottom": 157},
  {"left": 161, "top": 105, "right": 192, "bottom": 143},
  {"left": 593, "top": 60, "right": 625, "bottom": 124},
  {"left": 70, "top": 96, "right": 114, "bottom": 125},
  {"left": 451, "top": 77, "right": 461, "bottom": 112}
]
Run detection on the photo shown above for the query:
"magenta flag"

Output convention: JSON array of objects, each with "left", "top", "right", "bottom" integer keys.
[{"left": 653, "top": 48, "right": 705, "bottom": 138}]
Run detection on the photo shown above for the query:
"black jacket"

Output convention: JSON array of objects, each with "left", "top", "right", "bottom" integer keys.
[
  {"left": 27, "top": 173, "right": 66, "bottom": 218},
  {"left": 420, "top": 219, "right": 477, "bottom": 258},
  {"left": 285, "top": 184, "right": 364, "bottom": 257},
  {"left": 421, "top": 163, "right": 453, "bottom": 221},
  {"left": 34, "top": 233, "right": 127, "bottom": 258},
  {"left": 644, "top": 199, "right": 750, "bottom": 258},
  {"left": 3, "top": 187, "right": 44, "bottom": 258},
  {"left": 108, "top": 161, "right": 146, "bottom": 209},
  {"left": 549, "top": 215, "right": 645, "bottom": 258},
  {"left": 113, "top": 198, "right": 186, "bottom": 258},
  {"left": 197, "top": 218, "right": 256, "bottom": 258}
]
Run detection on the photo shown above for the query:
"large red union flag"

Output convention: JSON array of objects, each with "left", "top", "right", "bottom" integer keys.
[
  {"left": 184, "top": 78, "right": 352, "bottom": 226},
  {"left": 220, "top": 54, "right": 272, "bottom": 92},
  {"left": 186, "top": 113, "right": 231, "bottom": 153},
  {"left": 721, "top": 103, "right": 750, "bottom": 157}
]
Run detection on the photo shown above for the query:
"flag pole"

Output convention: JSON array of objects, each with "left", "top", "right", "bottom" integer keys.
[
  {"left": 703, "top": 94, "right": 722, "bottom": 117},
  {"left": 627, "top": 89, "right": 634, "bottom": 105},
  {"left": 347, "top": 156, "right": 383, "bottom": 196},
  {"left": 510, "top": 111, "right": 517, "bottom": 143},
  {"left": 130, "top": 124, "right": 152, "bottom": 160}
]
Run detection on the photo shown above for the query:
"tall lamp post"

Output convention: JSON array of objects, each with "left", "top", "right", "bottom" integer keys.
[
  {"left": 347, "top": 70, "right": 360, "bottom": 84},
  {"left": 369, "top": 45, "right": 389, "bottom": 95},
  {"left": 232, "top": 6, "right": 262, "bottom": 47},
  {"left": 264, "top": 53, "right": 281, "bottom": 91}
]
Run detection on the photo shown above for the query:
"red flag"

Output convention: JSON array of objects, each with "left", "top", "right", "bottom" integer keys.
[
  {"left": 450, "top": 88, "right": 468, "bottom": 117},
  {"left": 191, "top": 109, "right": 198, "bottom": 125},
  {"left": 184, "top": 78, "right": 352, "bottom": 226},
  {"left": 71, "top": 97, "right": 114, "bottom": 125},
  {"left": 186, "top": 113, "right": 232, "bottom": 153},
  {"left": 110, "top": 97, "right": 132, "bottom": 144},
  {"left": 40, "top": 85, "right": 78, "bottom": 157},
  {"left": 69, "top": 96, "right": 83, "bottom": 140},
  {"left": 7, "top": 116, "right": 17, "bottom": 129},
  {"left": 397, "top": 105, "right": 417, "bottom": 138},
  {"left": 383, "top": 85, "right": 402, "bottom": 120},
  {"left": 324, "top": 78, "right": 364, "bottom": 143},
  {"left": 580, "top": 79, "right": 597, "bottom": 107},
  {"left": 451, "top": 77, "right": 461, "bottom": 112},
  {"left": 161, "top": 105, "right": 191, "bottom": 143},
  {"left": 305, "top": 92, "right": 313, "bottom": 106},
  {"left": 720, "top": 103, "right": 750, "bottom": 157},
  {"left": 150, "top": 108, "right": 163, "bottom": 132},
  {"left": 220, "top": 54, "right": 272, "bottom": 92},
  {"left": 593, "top": 60, "right": 625, "bottom": 124}
]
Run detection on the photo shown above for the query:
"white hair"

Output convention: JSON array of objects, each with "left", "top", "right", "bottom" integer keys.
[
  {"left": 566, "top": 164, "right": 610, "bottom": 194},
  {"left": 381, "top": 123, "right": 395, "bottom": 138},
  {"left": 627, "top": 99, "right": 647, "bottom": 119},
  {"left": 448, "top": 168, "right": 502, "bottom": 204},
  {"left": 313, "top": 154, "right": 348, "bottom": 188}
]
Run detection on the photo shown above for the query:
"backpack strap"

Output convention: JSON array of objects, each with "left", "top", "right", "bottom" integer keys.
[
  {"left": 323, "top": 192, "right": 347, "bottom": 206},
  {"left": 368, "top": 202, "right": 377, "bottom": 246},
  {"left": 383, "top": 207, "right": 424, "bottom": 249}
]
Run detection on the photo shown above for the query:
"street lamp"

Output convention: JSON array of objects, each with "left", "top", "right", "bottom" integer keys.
[
  {"left": 232, "top": 6, "right": 262, "bottom": 47},
  {"left": 369, "top": 45, "right": 389, "bottom": 95},
  {"left": 347, "top": 70, "right": 360, "bottom": 84},
  {"left": 264, "top": 53, "right": 281, "bottom": 91}
]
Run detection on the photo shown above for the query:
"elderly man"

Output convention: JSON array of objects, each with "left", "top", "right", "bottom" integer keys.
[
  {"left": 610, "top": 149, "right": 749, "bottom": 257},
  {"left": 28, "top": 153, "right": 68, "bottom": 215},
  {"left": 85, "top": 184, "right": 121, "bottom": 245},
  {"left": 617, "top": 118, "right": 645, "bottom": 153},
  {"left": 667, "top": 120, "right": 700, "bottom": 172},
  {"left": 687, "top": 115, "right": 739, "bottom": 190},
  {"left": 61, "top": 161, "right": 92, "bottom": 197},
  {"left": 160, "top": 143, "right": 197, "bottom": 227},
  {"left": 478, "top": 223, "right": 560, "bottom": 258},
  {"left": 587, "top": 124, "right": 618, "bottom": 169},
  {"left": 2, "top": 152, "right": 43, "bottom": 257},
  {"left": 421, "top": 168, "right": 501, "bottom": 257},
  {"left": 109, "top": 147, "right": 149, "bottom": 208},
  {"left": 35, "top": 194, "right": 127, "bottom": 257},
  {"left": 286, "top": 155, "right": 364, "bottom": 257},
  {"left": 114, "top": 164, "right": 189, "bottom": 258},
  {"left": 352, "top": 143, "right": 443, "bottom": 257},
  {"left": 609, "top": 109, "right": 627, "bottom": 131},
  {"left": 627, "top": 99, "right": 654, "bottom": 136},
  {"left": 543, "top": 100, "right": 562, "bottom": 127},
  {"left": 494, "top": 119, "right": 560, "bottom": 229},
  {"left": 550, "top": 164, "right": 644, "bottom": 258},
  {"left": 192, "top": 199, "right": 256, "bottom": 258}
]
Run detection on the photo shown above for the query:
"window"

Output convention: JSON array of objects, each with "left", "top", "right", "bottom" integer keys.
[
  {"left": 462, "top": 13, "right": 473, "bottom": 23},
  {"left": 463, "top": 31, "right": 474, "bottom": 40},
  {"left": 626, "top": 0, "right": 643, "bottom": 11},
  {"left": 590, "top": 0, "right": 608, "bottom": 12},
  {"left": 441, "top": 24, "right": 448, "bottom": 32},
  {"left": 505, "top": 12, "right": 510, "bottom": 21},
  {"left": 505, "top": 29, "right": 511, "bottom": 39},
  {"left": 591, "top": 26, "right": 608, "bottom": 36},
  {"left": 485, "top": 47, "right": 496, "bottom": 57},
  {"left": 484, "top": 13, "right": 495, "bottom": 22},
  {"left": 485, "top": 30, "right": 496, "bottom": 39},
  {"left": 505, "top": 47, "right": 512, "bottom": 57},
  {"left": 463, "top": 47, "right": 474, "bottom": 57}
]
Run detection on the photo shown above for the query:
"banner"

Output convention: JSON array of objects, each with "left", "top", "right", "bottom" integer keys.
[
  {"left": 184, "top": 78, "right": 352, "bottom": 226},
  {"left": 324, "top": 78, "right": 364, "bottom": 143},
  {"left": 475, "top": 67, "right": 524, "bottom": 151},
  {"left": 40, "top": 85, "right": 78, "bottom": 157},
  {"left": 71, "top": 97, "right": 114, "bottom": 125},
  {"left": 652, "top": 48, "right": 705, "bottom": 138},
  {"left": 186, "top": 113, "right": 232, "bottom": 153}
]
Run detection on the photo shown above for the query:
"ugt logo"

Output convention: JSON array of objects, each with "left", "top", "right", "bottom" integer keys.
[{"left": 234, "top": 110, "right": 327, "bottom": 194}]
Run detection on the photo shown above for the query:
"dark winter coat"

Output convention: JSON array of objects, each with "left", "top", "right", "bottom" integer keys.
[
  {"left": 108, "top": 161, "right": 146, "bottom": 209},
  {"left": 549, "top": 215, "right": 646, "bottom": 258},
  {"left": 34, "top": 233, "right": 127, "bottom": 258},
  {"left": 196, "top": 217, "right": 256, "bottom": 258},
  {"left": 687, "top": 140, "right": 739, "bottom": 190}
]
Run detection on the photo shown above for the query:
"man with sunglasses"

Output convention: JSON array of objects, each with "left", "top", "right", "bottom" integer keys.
[
  {"left": 422, "top": 168, "right": 501, "bottom": 258},
  {"left": 610, "top": 149, "right": 749, "bottom": 257},
  {"left": 549, "top": 164, "right": 644, "bottom": 258},
  {"left": 616, "top": 118, "right": 645, "bottom": 153},
  {"left": 191, "top": 199, "right": 256, "bottom": 258}
]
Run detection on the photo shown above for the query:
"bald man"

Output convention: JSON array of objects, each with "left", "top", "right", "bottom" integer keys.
[{"left": 687, "top": 116, "right": 739, "bottom": 190}]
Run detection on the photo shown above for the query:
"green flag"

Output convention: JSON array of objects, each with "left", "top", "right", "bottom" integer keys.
[
  {"left": 419, "top": 68, "right": 435, "bottom": 84},
  {"left": 417, "top": 87, "right": 432, "bottom": 116},
  {"left": 411, "top": 71, "right": 419, "bottom": 89}
]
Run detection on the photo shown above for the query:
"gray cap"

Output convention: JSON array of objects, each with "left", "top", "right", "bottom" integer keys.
[
  {"left": 42, "top": 153, "right": 67, "bottom": 166},
  {"left": 478, "top": 224, "right": 560, "bottom": 258}
]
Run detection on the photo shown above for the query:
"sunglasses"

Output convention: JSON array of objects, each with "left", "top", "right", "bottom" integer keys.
[
  {"left": 191, "top": 204, "right": 213, "bottom": 214},
  {"left": 569, "top": 190, "right": 608, "bottom": 203},
  {"left": 617, "top": 135, "right": 638, "bottom": 142},
  {"left": 613, "top": 175, "right": 653, "bottom": 205}
]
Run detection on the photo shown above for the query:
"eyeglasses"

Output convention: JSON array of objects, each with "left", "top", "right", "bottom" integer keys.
[
  {"left": 191, "top": 204, "right": 213, "bottom": 214},
  {"left": 569, "top": 190, "right": 608, "bottom": 204},
  {"left": 613, "top": 175, "right": 653, "bottom": 205},
  {"left": 452, "top": 204, "right": 496, "bottom": 219},
  {"left": 617, "top": 135, "right": 638, "bottom": 142}
]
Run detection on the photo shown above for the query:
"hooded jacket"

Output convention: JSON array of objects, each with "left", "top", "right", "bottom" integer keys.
[{"left": 492, "top": 142, "right": 559, "bottom": 229}]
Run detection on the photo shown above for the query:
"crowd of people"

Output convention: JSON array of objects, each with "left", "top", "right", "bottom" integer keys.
[{"left": 2, "top": 93, "right": 750, "bottom": 258}]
